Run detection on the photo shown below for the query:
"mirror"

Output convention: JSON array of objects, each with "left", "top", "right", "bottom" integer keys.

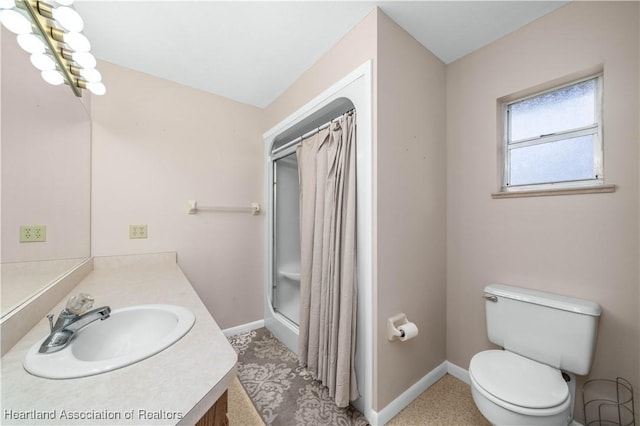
[{"left": 1, "top": 27, "right": 91, "bottom": 319}]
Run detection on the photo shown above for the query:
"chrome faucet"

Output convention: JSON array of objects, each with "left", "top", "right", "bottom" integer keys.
[{"left": 39, "top": 294, "right": 111, "bottom": 354}]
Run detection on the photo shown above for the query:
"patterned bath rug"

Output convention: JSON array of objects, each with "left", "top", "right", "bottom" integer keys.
[{"left": 228, "top": 328, "right": 369, "bottom": 426}]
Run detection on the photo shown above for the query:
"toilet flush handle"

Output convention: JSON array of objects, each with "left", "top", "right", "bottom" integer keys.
[{"left": 483, "top": 295, "right": 498, "bottom": 302}]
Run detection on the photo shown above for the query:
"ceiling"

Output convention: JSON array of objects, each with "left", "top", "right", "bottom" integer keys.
[{"left": 74, "top": 1, "right": 568, "bottom": 108}]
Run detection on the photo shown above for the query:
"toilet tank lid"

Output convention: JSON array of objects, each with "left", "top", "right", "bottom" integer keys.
[{"left": 485, "top": 284, "right": 602, "bottom": 316}]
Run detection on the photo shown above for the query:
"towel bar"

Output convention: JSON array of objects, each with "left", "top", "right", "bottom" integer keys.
[{"left": 187, "top": 200, "right": 260, "bottom": 215}]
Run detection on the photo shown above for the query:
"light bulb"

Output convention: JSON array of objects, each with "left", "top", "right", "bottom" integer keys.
[
  {"left": 30, "top": 53, "right": 56, "bottom": 71},
  {"left": 86, "top": 81, "right": 105, "bottom": 96},
  {"left": 41, "top": 69, "right": 64, "bottom": 85},
  {"left": 80, "top": 67, "right": 101, "bottom": 83},
  {"left": 0, "top": 0, "right": 16, "bottom": 9},
  {"left": 0, "top": 9, "right": 32, "bottom": 34},
  {"left": 62, "top": 31, "right": 90, "bottom": 52},
  {"left": 71, "top": 51, "right": 96, "bottom": 68},
  {"left": 52, "top": 6, "right": 83, "bottom": 32},
  {"left": 17, "top": 33, "right": 46, "bottom": 54}
]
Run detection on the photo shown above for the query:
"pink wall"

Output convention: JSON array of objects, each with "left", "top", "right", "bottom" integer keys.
[
  {"left": 375, "top": 12, "right": 447, "bottom": 409},
  {"left": 1, "top": 27, "right": 3, "bottom": 264},
  {"left": 264, "top": 9, "right": 448, "bottom": 410},
  {"left": 446, "top": 2, "right": 639, "bottom": 421},
  {"left": 264, "top": 11, "right": 377, "bottom": 130},
  {"left": 1, "top": 27, "right": 91, "bottom": 263},
  {"left": 90, "top": 62, "right": 265, "bottom": 329}
]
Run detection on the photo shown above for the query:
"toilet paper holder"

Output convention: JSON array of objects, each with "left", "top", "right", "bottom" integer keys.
[{"left": 387, "top": 313, "right": 410, "bottom": 341}]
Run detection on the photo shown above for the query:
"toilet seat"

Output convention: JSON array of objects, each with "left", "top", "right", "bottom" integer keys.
[{"left": 469, "top": 350, "right": 570, "bottom": 416}]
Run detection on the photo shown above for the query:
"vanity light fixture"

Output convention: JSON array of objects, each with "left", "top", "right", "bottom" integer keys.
[
  {"left": 0, "top": 0, "right": 105, "bottom": 96},
  {"left": 16, "top": 32, "right": 45, "bottom": 53}
]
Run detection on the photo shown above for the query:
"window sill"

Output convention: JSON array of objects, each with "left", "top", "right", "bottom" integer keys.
[{"left": 492, "top": 184, "right": 617, "bottom": 199}]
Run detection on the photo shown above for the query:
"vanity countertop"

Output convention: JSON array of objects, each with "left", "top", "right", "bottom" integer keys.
[{"left": 0, "top": 253, "right": 237, "bottom": 425}]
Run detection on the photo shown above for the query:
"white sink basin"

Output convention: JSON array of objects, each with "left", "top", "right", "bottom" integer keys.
[{"left": 24, "top": 304, "right": 195, "bottom": 379}]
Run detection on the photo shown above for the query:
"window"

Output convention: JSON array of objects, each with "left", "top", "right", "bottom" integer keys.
[{"left": 502, "top": 75, "right": 603, "bottom": 192}]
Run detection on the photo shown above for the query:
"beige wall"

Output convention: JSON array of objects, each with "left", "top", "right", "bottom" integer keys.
[
  {"left": 1, "top": 27, "right": 91, "bottom": 263},
  {"left": 446, "top": 1, "right": 639, "bottom": 421},
  {"left": 263, "top": 7, "right": 381, "bottom": 404},
  {"left": 375, "top": 12, "right": 447, "bottom": 409},
  {"left": 264, "top": 11, "right": 378, "bottom": 130},
  {"left": 264, "top": 8, "right": 447, "bottom": 411},
  {"left": 1, "top": 27, "right": 3, "bottom": 264},
  {"left": 90, "top": 62, "right": 265, "bottom": 328}
]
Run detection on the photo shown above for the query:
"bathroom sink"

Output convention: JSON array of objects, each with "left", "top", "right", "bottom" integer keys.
[{"left": 24, "top": 304, "right": 195, "bottom": 379}]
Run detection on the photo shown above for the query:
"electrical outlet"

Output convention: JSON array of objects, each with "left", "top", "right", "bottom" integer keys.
[
  {"left": 20, "top": 225, "right": 46, "bottom": 242},
  {"left": 129, "top": 225, "right": 148, "bottom": 239}
]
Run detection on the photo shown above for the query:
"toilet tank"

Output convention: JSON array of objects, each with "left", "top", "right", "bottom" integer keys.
[{"left": 484, "top": 284, "right": 602, "bottom": 375}]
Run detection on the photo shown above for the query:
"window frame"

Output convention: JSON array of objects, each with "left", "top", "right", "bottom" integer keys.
[{"left": 501, "top": 74, "right": 604, "bottom": 193}]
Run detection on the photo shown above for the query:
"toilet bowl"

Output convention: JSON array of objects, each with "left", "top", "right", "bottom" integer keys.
[
  {"left": 469, "top": 350, "right": 572, "bottom": 425},
  {"left": 470, "top": 284, "right": 601, "bottom": 426}
]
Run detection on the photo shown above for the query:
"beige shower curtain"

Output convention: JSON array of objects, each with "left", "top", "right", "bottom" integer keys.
[{"left": 297, "top": 112, "right": 358, "bottom": 408}]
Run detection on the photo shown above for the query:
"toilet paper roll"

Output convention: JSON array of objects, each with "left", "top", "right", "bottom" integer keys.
[{"left": 398, "top": 322, "right": 419, "bottom": 341}]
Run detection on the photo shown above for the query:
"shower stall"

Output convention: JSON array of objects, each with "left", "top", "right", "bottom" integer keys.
[
  {"left": 271, "top": 151, "right": 301, "bottom": 326},
  {"left": 263, "top": 61, "right": 373, "bottom": 419}
]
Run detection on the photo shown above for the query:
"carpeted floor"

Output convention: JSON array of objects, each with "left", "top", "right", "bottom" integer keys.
[
  {"left": 386, "top": 374, "right": 490, "bottom": 426},
  {"left": 227, "top": 328, "right": 490, "bottom": 426},
  {"left": 227, "top": 376, "right": 264, "bottom": 425}
]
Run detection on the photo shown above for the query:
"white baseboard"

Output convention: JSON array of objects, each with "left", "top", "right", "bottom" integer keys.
[
  {"left": 370, "top": 361, "right": 448, "bottom": 425},
  {"left": 224, "top": 337, "right": 584, "bottom": 426},
  {"left": 445, "top": 360, "right": 470, "bottom": 384},
  {"left": 368, "top": 361, "right": 470, "bottom": 425},
  {"left": 367, "top": 360, "right": 586, "bottom": 426},
  {"left": 222, "top": 319, "right": 265, "bottom": 337},
  {"left": 221, "top": 327, "right": 470, "bottom": 426}
]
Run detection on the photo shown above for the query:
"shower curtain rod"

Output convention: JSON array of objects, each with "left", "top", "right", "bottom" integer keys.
[{"left": 271, "top": 108, "right": 355, "bottom": 156}]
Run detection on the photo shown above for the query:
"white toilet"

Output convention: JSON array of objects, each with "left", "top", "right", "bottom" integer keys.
[{"left": 469, "top": 284, "right": 601, "bottom": 425}]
